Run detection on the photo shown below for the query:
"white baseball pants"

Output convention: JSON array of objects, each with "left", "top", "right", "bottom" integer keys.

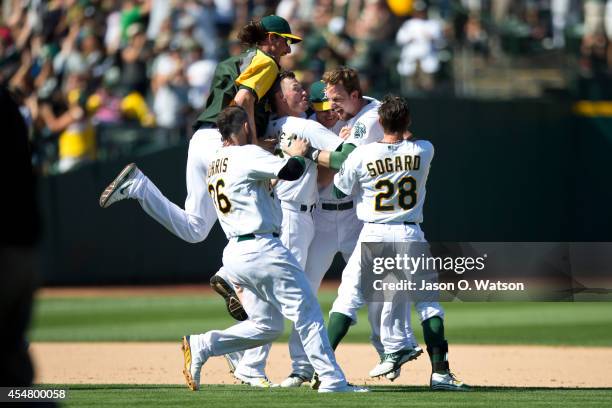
[
  {"left": 127, "top": 128, "right": 220, "bottom": 242},
  {"left": 191, "top": 235, "right": 347, "bottom": 391},
  {"left": 331, "top": 222, "right": 442, "bottom": 353}
]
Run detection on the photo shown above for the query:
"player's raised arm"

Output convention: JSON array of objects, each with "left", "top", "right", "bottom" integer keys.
[{"left": 252, "top": 136, "right": 310, "bottom": 181}]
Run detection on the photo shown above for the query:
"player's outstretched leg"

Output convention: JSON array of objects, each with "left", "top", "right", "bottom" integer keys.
[
  {"left": 423, "top": 316, "right": 471, "bottom": 391},
  {"left": 99, "top": 163, "right": 141, "bottom": 208}
]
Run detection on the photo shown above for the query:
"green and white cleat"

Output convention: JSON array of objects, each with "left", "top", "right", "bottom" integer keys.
[
  {"left": 369, "top": 347, "right": 423, "bottom": 377},
  {"left": 430, "top": 372, "right": 471, "bottom": 391}
]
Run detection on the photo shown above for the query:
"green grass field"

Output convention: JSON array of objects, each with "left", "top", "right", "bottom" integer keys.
[
  {"left": 30, "top": 291, "right": 612, "bottom": 407},
  {"left": 30, "top": 291, "right": 612, "bottom": 346},
  {"left": 45, "top": 385, "right": 612, "bottom": 408}
]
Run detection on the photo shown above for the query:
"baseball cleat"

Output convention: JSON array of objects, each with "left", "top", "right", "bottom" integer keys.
[
  {"left": 99, "top": 163, "right": 140, "bottom": 208},
  {"left": 385, "top": 367, "right": 401, "bottom": 381},
  {"left": 430, "top": 372, "right": 471, "bottom": 391},
  {"left": 209, "top": 275, "right": 248, "bottom": 321},
  {"left": 385, "top": 345, "right": 422, "bottom": 380},
  {"left": 181, "top": 335, "right": 205, "bottom": 391},
  {"left": 280, "top": 373, "right": 310, "bottom": 388},
  {"left": 233, "top": 372, "right": 277, "bottom": 388},
  {"left": 368, "top": 346, "right": 423, "bottom": 377},
  {"left": 318, "top": 384, "right": 370, "bottom": 393}
]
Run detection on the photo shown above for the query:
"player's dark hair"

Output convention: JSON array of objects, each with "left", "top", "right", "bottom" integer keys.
[
  {"left": 217, "top": 106, "right": 249, "bottom": 140},
  {"left": 378, "top": 95, "right": 411, "bottom": 135},
  {"left": 270, "top": 70, "right": 296, "bottom": 111},
  {"left": 322, "top": 66, "right": 362, "bottom": 97},
  {"left": 237, "top": 19, "right": 267, "bottom": 46}
]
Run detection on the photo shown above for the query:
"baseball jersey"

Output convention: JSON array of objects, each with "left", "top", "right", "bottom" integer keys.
[
  {"left": 193, "top": 48, "right": 278, "bottom": 137},
  {"left": 206, "top": 144, "right": 286, "bottom": 238},
  {"left": 343, "top": 97, "right": 384, "bottom": 146},
  {"left": 266, "top": 115, "right": 343, "bottom": 205},
  {"left": 318, "top": 96, "right": 382, "bottom": 204},
  {"left": 334, "top": 140, "right": 434, "bottom": 224}
]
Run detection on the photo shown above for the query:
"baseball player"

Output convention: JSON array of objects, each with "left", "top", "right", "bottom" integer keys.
[
  {"left": 224, "top": 71, "right": 359, "bottom": 388},
  {"left": 181, "top": 105, "right": 367, "bottom": 393},
  {"left": 321, "top": 68, "right": 416, "bottom": 357},
  {"left": 331, "top": 94, "right": 469, "bottom": 391},
  {"left": 99, "top": 15, "right": 301, "bottom": 387},
  {"left": 280, "top": 78, "right": 421, "bottom": 388}
]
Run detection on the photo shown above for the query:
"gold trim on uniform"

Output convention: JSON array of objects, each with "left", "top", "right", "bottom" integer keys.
[{"left": 235, "top": 49, "right": 279, "bottom": 101}]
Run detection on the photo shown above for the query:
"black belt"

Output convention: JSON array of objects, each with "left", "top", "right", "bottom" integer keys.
[
  {"left": 237, "top": 232, "right": 279, "bottom": 242},
  {"left": 299, "top": 204, "right": 316, "bottom": 212},
  {"left": 321, "top": 202, "right": 354, "bottom": 211}
]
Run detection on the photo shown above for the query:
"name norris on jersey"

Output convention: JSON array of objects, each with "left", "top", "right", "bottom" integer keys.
[
  {"left": 366, "top": 155, "right": 420, "bottom": 177},
  {"left": 208, "top": 157, "right": 228, "bottom": 177}
]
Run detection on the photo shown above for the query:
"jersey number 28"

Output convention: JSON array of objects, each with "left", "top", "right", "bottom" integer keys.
[
  {"left": 208, "top": 180, "right": 232, "bottom": 214},
  {"left": 374, "top": 177, "right": 417, "bottom": 211}
]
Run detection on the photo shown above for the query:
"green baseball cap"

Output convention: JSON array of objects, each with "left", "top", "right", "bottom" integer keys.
[
  {"left": 261, "top": 15, "right": 302, "bottom": 44},
  {"left": 309, "top": 81, "right": 332, "bottom": 111}
]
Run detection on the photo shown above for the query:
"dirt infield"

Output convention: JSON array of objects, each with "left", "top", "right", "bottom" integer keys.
[{"left": 31, "top": 342, "right": 612, "bottom": 388}]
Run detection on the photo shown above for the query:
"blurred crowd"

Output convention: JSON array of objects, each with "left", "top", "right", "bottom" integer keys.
[{"left": 1, "top": 0, "right": 610, "bottom": 174}]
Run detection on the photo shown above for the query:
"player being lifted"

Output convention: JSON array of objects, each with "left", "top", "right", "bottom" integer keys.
[
  {"left": 332, "top": 95, "right": 470, "bottom": 391},
  {"left": 181, "top": 105, "right": 367, "bottom": 393}
]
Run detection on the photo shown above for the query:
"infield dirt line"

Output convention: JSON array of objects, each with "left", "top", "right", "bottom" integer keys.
[
  {"left": 36, "top": 282, "right": 343, "bottom": 298},
  {"left": 30, "top": 343, "right": 612, "bottom": 388}
]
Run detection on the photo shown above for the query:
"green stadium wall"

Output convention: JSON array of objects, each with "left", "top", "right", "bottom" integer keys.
[{"left": 37, "top": 98, "right": 612, "bottom": 285}]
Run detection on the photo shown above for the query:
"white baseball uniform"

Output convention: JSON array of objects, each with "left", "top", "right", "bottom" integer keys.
[
  {"left": 263, "top": 114, "right": 344, "bottom": 378},
  {"left": 332, "top": 139, "right": 438, "bottom": 353},
  {"left": 192, "top": 143, "right": 348, "bottom": 391},
  {"left": 302, "top": 99, "right": 382, "bottom": 294},
  {"left": 339, "top": 97, "right": 419, "bottom": 352},
  {"left": 123, "top": 127, "right": 271, "bottom": 379},
  {"left": 341, "top": 98, "right": 442, "bottom": 350},
  {"left": 266, "top": 115, "right": 344, "bottom": 268}
]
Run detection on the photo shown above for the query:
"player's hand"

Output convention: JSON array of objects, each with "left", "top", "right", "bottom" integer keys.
[
  {"left": 285, "top": 136, "right": 310, "bottom": 157},
  {"left": 339, "top": 126, "right": 351, "bottom": 140}
]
